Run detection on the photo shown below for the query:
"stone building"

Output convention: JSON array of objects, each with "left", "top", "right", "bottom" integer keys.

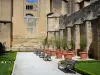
[
  {"left": 47, "top": 0, "right": 100, "bottom": 59},
  {"left": 0, "top": 0, "right": 51, "bottom": 48},
  {"left": 0, "top": 0, "right": 13, "bottom": 48}
]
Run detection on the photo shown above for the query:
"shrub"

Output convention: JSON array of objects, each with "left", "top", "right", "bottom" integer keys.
[
  {"left": 69, "top": 40, "right": 75, "bottom": 50},
  {"left": 54, "top": 38, "right": 60, "bottom": 50},
  {"left": 80, "top": 36, "right": 87, "bottom": 51},
  {"left": 60, "top": 37, "right": 68, "bottom": 50},
  {"left": 0, "top": 42, "right": 5, "bottom": 54}
]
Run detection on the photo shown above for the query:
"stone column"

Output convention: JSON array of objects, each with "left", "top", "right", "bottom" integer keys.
[
  {"left": 66, "top": 27, "right": 71, "bottom": 42},
  {"left": 48, "top": 32, "right": 52, "bottom": 39},
  {"left": 61, "top": 1, "right": 67, "bottom": 15},
  {"left": 75, "top": 25, "right": 80, "bottom": 50},
  {"left": 85, "top": 20, "right": 92, "bottom": 52},
  {"left": 74, "top": 3, "right": 80, "bottom": 12},
  {"left": 59, "top": 29, "right": 64, "bottom": 39},
  {"left": 55, "top": 31, "right": 60, "bottom": 39},
  {"left": 66, "top": 27, "right": 71, "bottom": 49}
]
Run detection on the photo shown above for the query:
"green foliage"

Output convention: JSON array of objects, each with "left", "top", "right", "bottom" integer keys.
[
  {"left": 60, "top": 37, "right": 67, "bottom": 50},
  {"left": 47, "top": 39, "right": 52, "bottom": 47},
  {"left": 59, "top": 60, "right": 65, "bottom": 64},
  {"left": 0, "top": 42, "right": 6, "bottom": 54},
  {"left": 43, "top": 37, "right": 47, "bottom": 46},
  {"left": 50, "top": 38, "right": 55, "bottom": 49},
  {"left": 75, "top": 60, "right": 100, "bottom": 75},
  {"left": 80, "top": 36, "right": 87, "bottom": 51},
  {"left": 69, "top": 40, "right": 75, "bottom": 50},
  {"left": 41, "top": 37, "right": 48, "bottom": 49},
  {"left": 54, "top": 38, "right": 60, "bottom": 49}
]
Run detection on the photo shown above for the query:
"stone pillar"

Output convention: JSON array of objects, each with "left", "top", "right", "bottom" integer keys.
[
  {"left": 66, "top": 27, "right": 71, "bottom": 49},
  {"left": 48, "top": 32, "right": 51, "bottom": 39},
  {"left": 66, "top": 27, "right": 71, "bottom": 42},
  {"left": 85, "top": 20, "right": 92, "bottom": 52},
  {"left": 75, "top": 25, "right": 80, "bottom": 50},
  {"left": 59, "top": 29, "right": 64, "bottom": 39},
  {"left": 74, "top": 3, "right": 80, "bottom": 12},
  {"left": 48, "top": 31, "right": 55, "bottom": 39},
  {"left": 61, "top": 1, "right": 67, "bottom": 15},
  {"left": 55, "top": 31, "right": 60, "bottom": 39}
]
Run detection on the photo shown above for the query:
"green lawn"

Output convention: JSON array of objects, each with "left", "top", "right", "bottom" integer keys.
[
  {"left": 0, "top": 52, "right": 17, "bottom": 75},
  {"left": 0, "top": 52, "right": 17, "bottom": 61},
  {"left": 0, "top": 62, "right": 13, "bottom": 75},
  {"left": 75, "top": 61, "right": 100, "bottom": 75}
]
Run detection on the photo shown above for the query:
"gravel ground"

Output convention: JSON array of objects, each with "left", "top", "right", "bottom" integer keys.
[{"left": 12, "top": 52, "right": 80, "bottom": 75}]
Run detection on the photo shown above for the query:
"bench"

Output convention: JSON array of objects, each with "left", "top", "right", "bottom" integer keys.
[{"left": 58, "top": 59, "right": 76, "bottom": 73}]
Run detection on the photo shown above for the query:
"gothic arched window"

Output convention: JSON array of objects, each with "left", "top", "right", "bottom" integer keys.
[{"left": 26, "top": 13, "right": 33, "bottom": 16}]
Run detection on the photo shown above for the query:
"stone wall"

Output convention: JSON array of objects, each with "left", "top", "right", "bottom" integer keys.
[
  {"left": 0, "top": 0, "right": 12, "bottom": 21},
  {"left": 0, "top": 23, "right": 11, "bottom": 48}
]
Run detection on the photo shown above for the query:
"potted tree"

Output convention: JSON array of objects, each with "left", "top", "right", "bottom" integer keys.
[
  {"left": 67, "top": 40, "right": 75, "bottom": 59},
  {"left": 50, "top": 38, "right": 56, "bottom": 56},
  {"left": 55, "top": 38, "right": 62, "bottom": 59},
  {"left": 60, "top": 37, "right": 67, "bottom": 53},
  {"left": 42, "top": 38, "right": 47, "bottom": 53},
  {"left": 79, "top": 36, "right": 88, "bottom": 60},
  {"left": 46, "top": 38, "right": 52, "bottom": 54},
  {"left": 60, "top": 37, "right": 68, "bottom": 59}
]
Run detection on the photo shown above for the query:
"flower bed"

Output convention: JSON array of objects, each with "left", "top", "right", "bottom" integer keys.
[{"left": 75, "top": 60, "right": 100, "bottom": 75}]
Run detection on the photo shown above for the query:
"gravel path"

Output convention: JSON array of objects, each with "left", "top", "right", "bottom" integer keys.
[{"left": 12, "top": 52, "right": 80, "bottom": 75}]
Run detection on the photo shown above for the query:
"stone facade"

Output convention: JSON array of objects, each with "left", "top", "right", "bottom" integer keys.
[
  {"left": 0, "top": 0, "right": 51, "bottom": 48},
  {"left": 12, "top": 0, "right": 50, "bottom": 47},
  {"left": 0, "top": 0, "right": 12, "bottom": 48}
]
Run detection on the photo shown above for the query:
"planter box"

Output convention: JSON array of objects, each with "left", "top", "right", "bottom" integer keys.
[
  {"left": 67, "top": 53, "right": 74, "bottom": 59},
  {"left": 56, "top": 50, "right": 63, "bottom": 59},
  {"left": 46, "top": 49, "right": 51, "bottom": 54},
  {"left": 51, "top": 50, "right": 56, "bottom": 56},
  {"left": 68, "top": 51, "right": 76, "bottom": 56},
  {"left": 79, "top": 52, "right": 88, "bottom": 60},
  {"left": 63, "top": 53, "right": 68, "bottom": 59}
]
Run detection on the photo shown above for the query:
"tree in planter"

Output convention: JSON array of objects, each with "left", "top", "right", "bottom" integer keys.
[
  {"left": 65, "top": 40, "right": 75, "bottom": 59},
  {"left": 60, "top": 37, "right": 67, "bottom": 50},
  {"left": 80, "top": 37, "right": 87, "bottom": 52},
  {"left": 42, "top": 37, "right": 47, "bottom": 49},
  {"left": 54, "top": 38, "right": 63, "bottom": 58},
  {"left": 69, "top": 40, "right": 75, "bottom": 51},
  {"left": 51, "top": 38, "right": 55, "bottom": 50},
  {"left": 50, "top": 38, "right": 56, "bottom": 56},
  {"left": 79, "top": 36, "right": 88, "bottom": 60},
  {"left": 54, "top": 38, "right": 60, "bottom": 50},
  {"left": 60, "top": 37, "right": 69, "bottom": 59},
  {"left": 47, "top": 38, "right": 52, "bottom": 48}
]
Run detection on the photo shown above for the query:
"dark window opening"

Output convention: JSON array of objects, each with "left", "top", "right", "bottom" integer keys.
[{"left": 26, "top": 5, "right": 33, "bottom": 10}]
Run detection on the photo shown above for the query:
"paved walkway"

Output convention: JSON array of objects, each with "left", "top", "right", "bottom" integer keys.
[{"left": 12, "top": 52, "right": 80, "bottom": 75}]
